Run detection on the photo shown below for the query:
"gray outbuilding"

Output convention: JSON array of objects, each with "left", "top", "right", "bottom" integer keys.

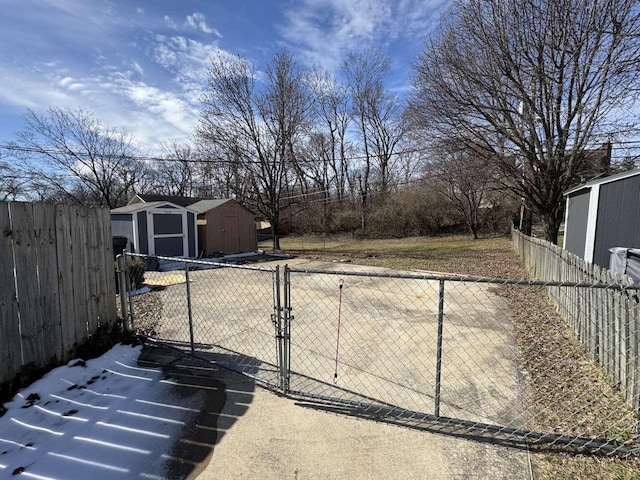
[
  {"left": 111, "top": 201, "right": 198, "bottom": 258},
  {"left": 563, "top": 169, "right": 640, "bottom": 268}
]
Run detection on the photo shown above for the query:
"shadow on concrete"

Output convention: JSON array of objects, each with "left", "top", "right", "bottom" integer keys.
[
  {"left": 137, "top": 344, "right": 258, "bottom": 479},
  {"left": 291, "top": 397, "right": 637, "bottom": 457}
]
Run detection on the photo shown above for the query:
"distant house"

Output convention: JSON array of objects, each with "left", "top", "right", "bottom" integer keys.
[
  {"left": 110, "top": 201, "right": 198, "bottom": 258},
  {"left": 190, "top": 199, "right": 257, "bottom": 256},
  {"left": 563, "top": 168, "right": 640, "bottom": 268}
]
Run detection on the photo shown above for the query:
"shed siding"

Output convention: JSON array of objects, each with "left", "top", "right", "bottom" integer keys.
[
  {"left": 137, "top": 211, "right": 148, "bottom": 254},
  {"left": 593, "top": 175, "right": 640, "bottom": 267},
  {"left": 188, "top": 212, "right": 196, "bottom": 257},
  {"left": 199, "top": 201, "right": 256, "bottom": 255},
  {"left": 154, "top": 237, "right": 184, "bottom": 257},
  {"left": 111, "top": 214, "right": 134, "bottom": 250},
  {"left": 564, "top": 190, "right": 590, "bottom": 258}
]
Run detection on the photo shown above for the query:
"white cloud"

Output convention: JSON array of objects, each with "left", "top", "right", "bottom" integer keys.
[
  {"left": 164, "top": 15, "right": 177, "bottom": 30},
  {"left": 0, "top": 1, "right": 222, "bottom": 149},
  {"left": 132, "top": 61, "right": 144, "bottom": 77},
  {"left": 67, "top": 83, "right": 85, "bottom": 91},
  {"left": 59, "top": 77, "right": 74, "bottom": 87},
  {"left": 280, "top": 0, "right": 444, "bottom": 71},
  {"left": 185, "top": 12, "right": 222, "bottom": 37},
  {"left": 150, "top": 35, "right": 228, "bottom": 103},
  {"left": 0, "top": 58, "right": 200, "bottom": 151}
]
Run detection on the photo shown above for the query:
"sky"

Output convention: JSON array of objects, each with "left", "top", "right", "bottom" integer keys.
[
  {"left": 0, "top": 0, "right": 448, "bottom": 153},
  {"left": 0, "top": 344, "right": 208, "bottom": 479}
]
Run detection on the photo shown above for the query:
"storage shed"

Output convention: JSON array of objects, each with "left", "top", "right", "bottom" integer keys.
[
  {"left": 563, "top": 169, "right": 640, "bottom": 268},
  {"left": 190, "top": 199, "right": 257, "bottom": 256},
  {"left": 110, "top": 201, "right": 198, "bottom": 258}
]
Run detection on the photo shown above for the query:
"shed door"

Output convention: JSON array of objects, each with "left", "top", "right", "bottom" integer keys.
[
  {"left": 150, "top": 211, "right": 188, "bottom": 257},
  {"left": 223, "top": 215, "right": 240, "bottom": 254}
]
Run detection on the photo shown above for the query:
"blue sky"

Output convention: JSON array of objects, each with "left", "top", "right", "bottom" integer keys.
[{"left": 0, "top": 0, "right": 447, "bottom": 152}]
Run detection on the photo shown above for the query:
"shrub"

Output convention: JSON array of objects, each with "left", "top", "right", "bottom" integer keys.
[
  {"left": 127, "top": 259, "right": 145, "bottom": 289},
  {"left": 114, "top": 259, "right": 145, "bottom": 293}
]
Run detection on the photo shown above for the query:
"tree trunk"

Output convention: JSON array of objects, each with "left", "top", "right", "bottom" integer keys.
[{"left": 541, "top": 209, "right": 562, "bottom": 245}]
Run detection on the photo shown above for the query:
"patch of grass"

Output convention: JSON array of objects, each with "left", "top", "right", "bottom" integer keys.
[
  {"left": 298, "top": 234, "right": 522, "bottom": 278},
  {"left": 261, "top": 234, "right": 357, "bottom": 251}
]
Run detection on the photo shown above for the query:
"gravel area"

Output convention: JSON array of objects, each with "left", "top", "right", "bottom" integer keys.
[{"left": 116, "top": 290, "right": 163, "bottom": 337}]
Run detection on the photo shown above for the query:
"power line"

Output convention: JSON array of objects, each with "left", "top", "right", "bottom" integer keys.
[
  {"left": 0, "top": 142, "right": 434, "bottom": 165},
  {"left": 6, "top": 140, "right": 638, "bottom": 166}
]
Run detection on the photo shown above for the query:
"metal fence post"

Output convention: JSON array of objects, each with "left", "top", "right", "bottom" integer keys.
[
  {"left": 636, "top": 386, "right": 640, "bottom": 449},
  {"left": 116, "top": 253, "right": 130, "bottom": 331},
  {"left": 283, "top": 265, "right": 291, "bottom": 392},
  {"left": 126, "top": 253, "right": 136, "bottom": 330},
  {"left": 273, "top": 265, "right": 286, "bottom": 393},
  {"left": 185, "top": 262, "right": 195, "bottom": 355},
  {"left": 434, "top": 279, "right": 445, "bottom": 418}
]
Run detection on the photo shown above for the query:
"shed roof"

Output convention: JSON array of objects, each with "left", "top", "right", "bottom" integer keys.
[
  {"left": 565, "top": 168, "right": 640, "bottom": 196},
  {"left": 189, "top": 198, "right": 256, "bottom": 216},
  {"left": 111, "top": 201, "right": 198, "bottom": 214},
  {"left": 128, "top": 194, "right": 202, "bottom": 207},
  {"left": 189, "top": 199, "right": 232, "bottom": 214}
]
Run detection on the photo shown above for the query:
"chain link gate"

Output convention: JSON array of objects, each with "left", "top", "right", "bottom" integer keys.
[
  {"left": 119, "top": 253, "right": 286, "bottom": 389},
  {"left": 117, "top": 254, "right": 640, "bottom": 455},
  {"left": 282, "top": 266, "right": 640, "bottom": 456}
]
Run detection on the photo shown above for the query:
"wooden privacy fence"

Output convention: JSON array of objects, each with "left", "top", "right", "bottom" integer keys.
[
  {"left": 512, "top": 228, "right": 640, "bottom": 407},
  {"left": 0, "top": 202, "right": 117, "bottom": 385}
]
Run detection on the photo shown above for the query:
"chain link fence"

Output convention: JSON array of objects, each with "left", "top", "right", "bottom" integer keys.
[
  {"left": 285, "top": 268, "right": 640, "bottom": 454},
  {"left": 118, "top": 253, "right": 640, "bottom": 455},
  {"left": 119, "top": 253, "right": 282, "bottom": 388}
]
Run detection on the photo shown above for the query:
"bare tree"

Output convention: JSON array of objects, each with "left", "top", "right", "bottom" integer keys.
[
  {"left": 428, "top": 145, "right": 498, "bottom": 239},
  {"left": 198, "top": 50, "right": 311, "bottom": 248},
  {"left": 409, "top": 0, "right": 640, "bottom": 242},
  {"left": 15, "top": 107, "right": 146, "bottom": 208},
  {"left": 0, "top": 152, "right": 28, "bottom": 201},
  {"left": 288, "top": 70, "right": 355, "bottom": 232},
  {"left": 151, "top": 141, "right": 201, "bottom": 197},
  {"left": 343, "top": 49, "right": 403, "bottom": 232},
  {"left": 193, "top": 141, "right": 253, "bottom": 201},
  {"left": 310, "top": 69, "right": 352, "bottom": 200}
]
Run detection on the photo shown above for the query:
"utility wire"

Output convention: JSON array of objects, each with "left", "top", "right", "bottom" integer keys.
[{"left": 0, "top": 143, "right": 430, "bottom": 165}]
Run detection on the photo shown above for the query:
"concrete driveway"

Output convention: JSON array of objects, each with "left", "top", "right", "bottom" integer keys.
[
  {"left": 139, "top": 343, "right": 534, "bottom": 480},
  {"left": 137, "top": 258, "right": 535, "bottom": 479}
]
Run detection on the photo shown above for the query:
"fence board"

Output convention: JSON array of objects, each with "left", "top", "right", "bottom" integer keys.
[
  {"left": 512, "top": 228, "right": 640, "bottom": 407},
  {"left": 0, "top": 201, "right": 117, "bottom": 388},
  {"left": 10, "top": 202, "right": 45, "bottom": 367},
  {"left": 0, "top": 203, "right": 21, "bottom": 383},
  {"left": 33, "top": 203, "right": 63, "bottom": 365},
  {"left": 99, "top": 207, "right": 116, "bottom": 325},
  {"left": 85, "top": 207, "right": 101, "bottom": 333},
  {"left": 71, "top": 205, "right": 89, "bottom": 346},
  {"left": 55, "top": 203, "right": 77, "bottom": 356}
]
